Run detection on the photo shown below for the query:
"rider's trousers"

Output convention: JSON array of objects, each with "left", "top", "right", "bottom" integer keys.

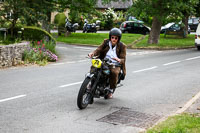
[{"left": 109, "top": 66, "right": 121, "bottom": 90}]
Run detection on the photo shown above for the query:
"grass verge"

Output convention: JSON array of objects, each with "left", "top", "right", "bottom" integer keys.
[
  {"left": 147, "top": 113, "right": 200, "bottom": 133},
  {"left": 56, "top": 33, "right": 143, "bottom": 46},
  {"left": 132, "top": 34, "right": 195, "bottom": 49},
  {"left": 56, "top": 33, "right": 195, "bottom": 49}
]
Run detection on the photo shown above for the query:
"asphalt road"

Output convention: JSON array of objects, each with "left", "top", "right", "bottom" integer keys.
[{"left": 0, "top": 43, "right": 200, "bottom": 133}]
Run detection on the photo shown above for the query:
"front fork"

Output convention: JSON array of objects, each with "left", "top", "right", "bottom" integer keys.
[{"left": 85, "top": 71, "right": 101, "bottom": 102}]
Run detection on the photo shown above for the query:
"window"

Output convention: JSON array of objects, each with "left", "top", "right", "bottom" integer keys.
[
  {"left": 193, "top": 18, "right": 199, "bottom": 24},
  {"left": 134, "top": 23, "right": 139, "bottom": 27},
  {"left": 188, "top": 19, "right": 192, "bottom": 24},
  {"left": 129, "top": 22, "right": 134, "bottom": 27},
  {"left": 138, "top": 23, "right": 143, "bottom": 27}
]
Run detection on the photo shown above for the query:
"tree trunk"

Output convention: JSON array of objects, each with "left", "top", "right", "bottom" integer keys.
[
  {"left": 65, "top": 31, "right": 71, "bottom": 36},
  {"left": 182, "top": 14, "right": 189, "bottom": 37},
  {"left": 148, "top": 16, "right": 162, "bottom": 44},
  {"left": 11, "top": 19, "right": 16, "bottom": 38},
  {"left": 42, "top": 11, "right": 51, "bottom": 33}
]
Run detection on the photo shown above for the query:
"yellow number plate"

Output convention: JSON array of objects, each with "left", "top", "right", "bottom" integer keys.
[{"left": 92, "top": 59, "right": 102, "bottom": 68}]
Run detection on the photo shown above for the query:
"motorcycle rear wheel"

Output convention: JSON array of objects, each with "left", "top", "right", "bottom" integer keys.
[{"left": 77, "top": 77, "right": 93, "bottom": 109}]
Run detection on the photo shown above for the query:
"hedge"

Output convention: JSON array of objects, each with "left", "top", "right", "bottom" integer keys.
[
  {"left": 54, "top": 13, "right": 66, "bottom": 28},
  {"left": 23, "top": 26, "right": 56, "bottom": 43}
]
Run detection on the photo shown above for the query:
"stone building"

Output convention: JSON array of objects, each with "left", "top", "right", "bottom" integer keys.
[
  {"left": 95, "top": 0, "right": 133, "bottom": 12},
  {"left": 50, "top": 0, "right": 133, "bottom": 23}
]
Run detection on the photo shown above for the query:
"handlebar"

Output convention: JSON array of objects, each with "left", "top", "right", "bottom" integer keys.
[{"left": 86, "top": 56, "right": 121, "bottom": 67}]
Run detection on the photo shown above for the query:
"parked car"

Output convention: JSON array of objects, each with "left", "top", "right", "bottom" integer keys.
[
  {"left": 120, "top": 21, "right": 150, "bottom": 35},
  {"left": 195, "top": 22, "right": 200, "bottom": 50},
  {"left": 160, "top": 22, "right": 191, "bottom": 34},
  {"left": 188, "top": 17, "right": 199, "bottom": 31}
]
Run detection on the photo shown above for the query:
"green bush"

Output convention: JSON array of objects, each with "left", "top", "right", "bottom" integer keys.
[
  {"left": 54, "top": 13, "right": 66, "bottom": 28},
  {"left": 23, "top": 49, "right": 48, "bottom": 66},
  {"left": 23, "top": 26, "right": 56, "bottom": 43},
  {"left": 0, "top": 34, "right": 21, "bottom": 45},
  {"left": 23, "top": 41, "right": 58, "bottom": 66},
  {"left": 0, "top": 21, "right": 12, "bottom": 29}
]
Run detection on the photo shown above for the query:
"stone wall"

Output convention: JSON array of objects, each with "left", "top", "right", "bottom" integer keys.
[{"left": 0, "top": 42, "right": 30, "bottom": 68}]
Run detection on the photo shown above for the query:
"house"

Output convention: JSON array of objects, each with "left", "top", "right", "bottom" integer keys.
[
  {"left": 50, "top": 0, "right": 133, "bottom": 24},
  {"left": 95, "top": 0, "right": 133, "bottom": 12}
]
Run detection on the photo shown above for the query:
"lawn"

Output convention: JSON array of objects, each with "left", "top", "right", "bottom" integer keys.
[
  {"left": 56, "top": 33, "right": 143, "bottom": 46},
  {"left": 147, "top": 113, "right": 200, "bottom": 133},
  {"left": 132, "top": 34, "right": 195, "bottom": 49},
  {"left": 56, "top": 33, "right": 195, "bottom": 49}
]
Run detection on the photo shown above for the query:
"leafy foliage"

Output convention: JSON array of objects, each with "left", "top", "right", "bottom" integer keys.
[
  {"left": 24, "top": 0, "right": 57, "bottom": 26},
  {"left": 58, "top": 0, "right": 98, "bottom": 24},
  {"left": 23, "top": 40, "right": 58, "bottom": 65},
  {"left": 0, "top": 35, "right": 21, "bottom": 45},
  {"left": 23, "top": 26, "right": 56, "bottom": 43},
  {"left": 54, "top": 13, "right": 66, "bottom": 28},
  {"left": 128, "top": 0, "right": 199, "bottom": 44},
  {"left": 103, "top": 8, "right": 117, "bottom": 30},
  {"left": 0, "top": 0, "right": 26, "bottom": 37}
]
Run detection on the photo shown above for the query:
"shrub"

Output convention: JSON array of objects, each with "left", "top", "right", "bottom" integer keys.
[
  {"left": 54, "top": 13, "right": 66, "bottom": 28},
  {"left": 23, "top": 40, "right": 58, "bottom": 65},
  {"left": 23, "top": 26, "right": 56, "bottom": 43},
  {"left": 103, "top": 8, "right": 117, "bottom": 30},
  {"left": 0, "top": 34, "right": 21, "bottom": 45}
]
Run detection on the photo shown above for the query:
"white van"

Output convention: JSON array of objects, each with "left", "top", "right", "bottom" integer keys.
[{"left": 195, "top": 22, "right": 200, "bottom": 50}]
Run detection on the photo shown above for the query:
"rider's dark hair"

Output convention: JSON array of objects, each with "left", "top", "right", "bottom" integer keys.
[{"left": 109, "top": 28, "right": 122, "bottom": 42}]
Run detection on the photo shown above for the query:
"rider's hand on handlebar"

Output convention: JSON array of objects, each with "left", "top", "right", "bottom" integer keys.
[
  {"left": 88, "top": 52, "right": 94, "bottom": 58},
  {"left": 112, "top": 57, "right": 121, "bottom": 63}
]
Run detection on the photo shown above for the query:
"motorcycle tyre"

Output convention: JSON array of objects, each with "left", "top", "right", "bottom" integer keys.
[{"left": 77, "top": 77, "right": 92, "bottom": 109}]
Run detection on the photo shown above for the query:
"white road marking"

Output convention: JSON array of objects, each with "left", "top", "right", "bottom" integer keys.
[
  {"left": 0, "top": 95, "right": 26, "bottom": 103},
  {"left": 127, "top": 51, "right": 162, "bottom": 56},
  {"left": 77, "top": 60, "right": 87, "bottom": 62},
  {"left": 133, "top": 66, "right": 158, "bottom": 73},
  {"left": 67, "top": 61, "right": 76, "bottom": 64},
  {"left": 176, "top": 90, "right": 200, "bottom": 114},
  {"left": 185, "top": 56, "right": 200, "bottom": 61},
  {"left": 51, "top": 63, "right": 65, "bottom": 66},
  {"left": 163, "top": 61, "right": 181, "bottom": 66},
  {"left": 51, "top": 60, "right": 88, "bottom": 66},
  {"left": 74, "top": 47, "right": 94, "bottom": 50},
  {"left": 59, "top": 81, "right": 82, "bottom": 88},
  {"left": 56, "top": 47, "right": 68, "bottom": 49}
]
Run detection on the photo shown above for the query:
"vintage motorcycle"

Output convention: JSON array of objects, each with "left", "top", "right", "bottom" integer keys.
[
  {"left": 77, "top": 57, "right": 124, "bottom": 109},
  {"left": 65, "top": 18, "right": 79, "bottom": 32}
]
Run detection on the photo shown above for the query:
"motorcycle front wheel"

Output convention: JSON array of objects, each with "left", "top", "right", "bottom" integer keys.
[{"left": 77, "top": 77, "right": 93, "bottom": 109}]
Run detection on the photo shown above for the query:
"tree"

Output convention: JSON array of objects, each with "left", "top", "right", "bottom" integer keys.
[
  {"left": 129, "top": 0, "right": 181, "bottom": 44},
  {"left": 129, "top": 0, "right": 199, "bottom": 44},
  {"left": 58, "top": 0, "right": 98, "bottom": 24},
  {"left": 177, "top": 0, "right": 199, "bottom": 37},
  {"left": 0, "top": 0, "right": 26, "bottom": 37},
  {"left": 194, "top": 1, "right": 200, "bottom": 17},
  {"left": 25, "top": 0, "right": 58, "bottom": 32},
  {"left": 0, "top": 0, "right": 58, "bottom": 35}
]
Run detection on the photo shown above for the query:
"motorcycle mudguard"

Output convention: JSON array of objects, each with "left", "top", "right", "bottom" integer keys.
[{"left": 85, "top": 73, "right": 94, "bottom": 78}]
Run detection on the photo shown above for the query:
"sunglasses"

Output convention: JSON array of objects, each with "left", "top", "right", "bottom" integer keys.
[{"left": 111, "top": 36, "right": 118, "bottom": 40}]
